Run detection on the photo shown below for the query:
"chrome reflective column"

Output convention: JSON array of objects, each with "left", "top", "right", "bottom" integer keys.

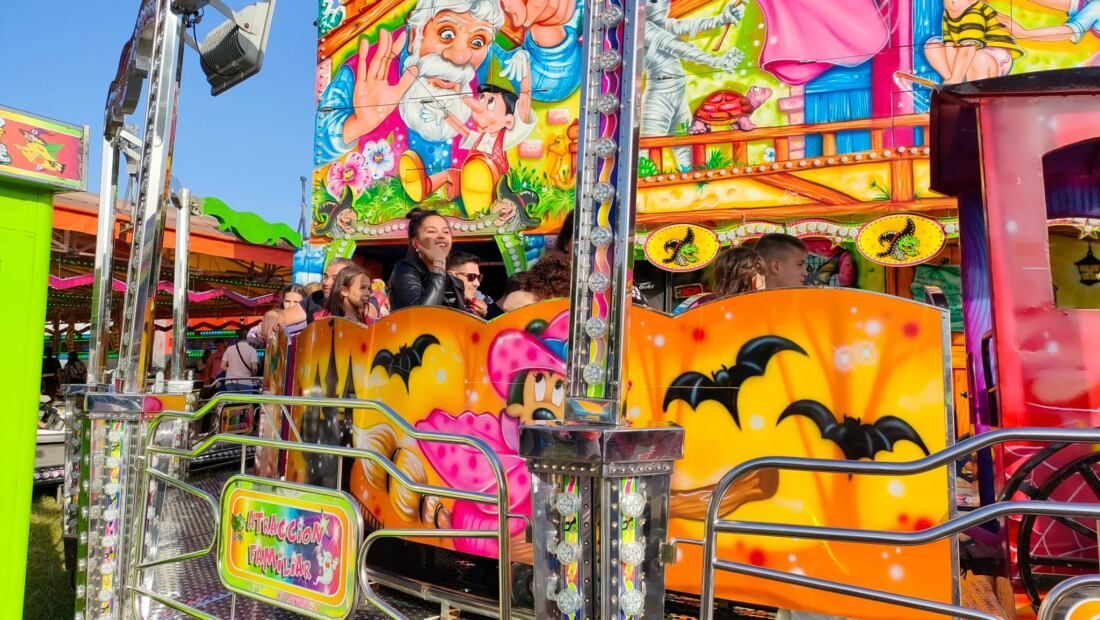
[
  {"left": 169, "top": 188, "right": 190, "bottom": 381},
  {"left": 74, "top": 3, "right": 187, "bottom": 618},
  {"left": 114, "top": 0, "right": 185, "bottom": 394},
  {"left": 87, "top": 136, "right": 120, "bottom": 385},
  {"left": 520, "top": 0, "right": 685, "bottom": 616}
]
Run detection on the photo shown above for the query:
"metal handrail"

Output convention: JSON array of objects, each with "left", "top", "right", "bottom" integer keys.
[
  {"left": 1037, "top": 575, "right": 1100, "bottom": 619},
  {"left": 358, "top": 528, "right": 502, "bottom": 620},
  {"left": 135, "top": 394, "right": 513, "bottom": 619},
  {"left": 699, "top": 427, "right": 1100, "bottom": 618}
]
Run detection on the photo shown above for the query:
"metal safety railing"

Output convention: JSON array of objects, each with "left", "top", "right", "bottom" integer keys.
[
  {"left": 1037, "top": 574, "right": 1100, "bottom": 619},
  {"left": 132, "top": 393, "right": 513, "bottom": 620},
  {"left": 698, "top": 427, "right": 1100, "bottom": 620}
]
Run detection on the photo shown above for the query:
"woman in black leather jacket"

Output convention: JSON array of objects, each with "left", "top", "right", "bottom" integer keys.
[{"left": 388, "top": 208, "right": 467, "bottom": 311}]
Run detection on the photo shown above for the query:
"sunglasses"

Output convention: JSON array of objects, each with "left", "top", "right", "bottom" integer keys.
[{"left": 450, "top": 271, "right": 483, "bottom": 283}]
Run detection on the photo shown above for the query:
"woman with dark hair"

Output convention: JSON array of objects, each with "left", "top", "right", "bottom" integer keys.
[
  {"left": 388, "top": 208, "right": 467, "bottom": 311},
  {"left": 487, "top": 251, "right": 573, "bottom": 317}
]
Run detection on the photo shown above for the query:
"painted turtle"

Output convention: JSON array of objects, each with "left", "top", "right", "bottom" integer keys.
[{"left": 688, "top": 85, "right": 773, "bottom": 133}]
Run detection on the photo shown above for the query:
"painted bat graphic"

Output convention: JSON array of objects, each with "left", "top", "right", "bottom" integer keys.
[
  {"left": 371, "top": 334, "right": 441, "bottom": 389},
  {"left": 777, "top": 399, "right": 930, "bottom": 460},
  {"left": 662, "top": 336, "right": 807, "bottom": 428}
]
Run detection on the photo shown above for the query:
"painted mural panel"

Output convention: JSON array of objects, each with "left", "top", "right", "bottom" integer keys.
[
  {"left": 312, "top": 0, "right": 1098, "bottom": 242},
  {"left": 280, "top": 289, "right": 953, "bottom": 618}
]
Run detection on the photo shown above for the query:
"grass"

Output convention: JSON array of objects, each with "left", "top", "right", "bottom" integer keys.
[
  {"left": 24, "top": 491, "right": 73, "bottom": 620},
  {"left": 505, "top": 166, "right": 574, "bottom": 220},
  {"left": 870, "top": 179, "right": 891, "bottom": 201}
]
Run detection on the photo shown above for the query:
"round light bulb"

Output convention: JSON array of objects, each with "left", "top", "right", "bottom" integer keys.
[
  {"left": 598, "top": 50, "right": 622, "bottom": 71},
  {"left": 596, "top": 93, "right": 619, "bottom": 114},
  {"left": 556, "top": 588, "right": 582, "bottom": 614},
  {"left": 621, "top": 588, "right": 645, "bottom": 615},
  {"left": 555, "top": 540, "right": 581, "bottom": 565},
  {"left": 583, "top": 364, "right": 605, "bottom": 385},
  {"left": 555, "top": 492, "right": 581, "bottom": 517},
  {"left": 592, "top": 182, "right": 615, "bottom": 203},
  {"left": 591, "top": 226, "right": 613, "bottom": 247},
  {"left": 593, "top": 137, "right": 617, "bottom": 159},
  {"left": 601, "top": 5, "right": 624, "bottom": 25},
  {"left": 585, "top": 318, "right": 608, "bottom": 338},
  {"left": 621, "top": 491, "right": 646, "bottom": 518},
  {"left": 620, "top": 540, "right": 646, "bottom": 567},
  {"left": 588, "top": 272, "right": 610, "bottom": 292}
]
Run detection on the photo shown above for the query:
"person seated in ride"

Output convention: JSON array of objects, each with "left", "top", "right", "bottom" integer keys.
[
  {"left": 446, "top": 251, "right": 490, "bottom": 317},
  {"left": 313, "top": 265, "right": 380, "bottom": 324},
  {"left": 672, "top": 247, "right": 766, "bottom": 315},
  {"left": 389, "top": 208, "right": 467, "bottom": 311},
  {"left": 486, "top": 251, "right": 572, "bottom": 317},
  {"left": 754, "top": 232, "right": 810, "bottom": 289},
  {"left": 259, "top": 260, "right": 355, "bottom": 341}
]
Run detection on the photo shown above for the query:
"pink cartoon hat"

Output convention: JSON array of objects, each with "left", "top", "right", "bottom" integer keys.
[{"left": 487, "top": 311, "right": 569, "bottom": 398}]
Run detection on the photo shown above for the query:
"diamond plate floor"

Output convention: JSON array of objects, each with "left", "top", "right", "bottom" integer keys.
[{"left": 141, "top": 467, "right": 490, "bottom": 620}]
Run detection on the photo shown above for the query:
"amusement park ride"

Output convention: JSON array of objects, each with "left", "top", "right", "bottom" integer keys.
[{"left": 30, "top": 0, "right": 1100, "bottom": 618}]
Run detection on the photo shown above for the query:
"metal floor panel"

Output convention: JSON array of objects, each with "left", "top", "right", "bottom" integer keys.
[{"left": 142, "top": 467, "right": 489, "bottom": 620}]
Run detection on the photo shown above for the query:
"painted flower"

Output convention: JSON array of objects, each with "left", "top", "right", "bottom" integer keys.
[
  {"left": 362, "top": 140, "right": 395, "bottom": 180},
  {"left": 326, "top": 152, "right": 370, "bottom": 199}
]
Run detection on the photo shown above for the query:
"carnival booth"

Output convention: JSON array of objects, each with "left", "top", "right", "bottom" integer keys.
[
  {"left": 0, "top": 103, "right": 87, "bottom": 618},
  {"left": 56, "top": 0, "right": 1100, "bottom": 618}
]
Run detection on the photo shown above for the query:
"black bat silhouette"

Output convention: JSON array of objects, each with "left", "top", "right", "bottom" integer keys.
[
  {"left": 777, "top": 399, "right": 930, "bottom": 460},
  {"left": 371, "top": 335, "right": 441, "bottom": 389},
  {"left": 662, "top": 336, "right": 806, "bottom": 428}
]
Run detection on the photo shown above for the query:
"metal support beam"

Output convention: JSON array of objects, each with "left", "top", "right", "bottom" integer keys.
[
  {"left": 115, "top": 0, "right": 186, "bottom": 393},
  {"left": 87, "top": 136, "right": 121, "bottom": 384},
  {"left": 170, "top": 188, "right": 191, "bottom": 381},
  {"left": 564, "top": 0, "right": 648, "bottom": 424}
]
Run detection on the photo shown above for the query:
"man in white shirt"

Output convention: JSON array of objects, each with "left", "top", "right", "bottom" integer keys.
[{"left": 221, "top": 330, "right": 259, "bottom": 393}]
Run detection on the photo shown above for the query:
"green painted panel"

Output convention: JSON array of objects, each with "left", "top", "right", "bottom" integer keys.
[{"left": 0, "top": 183, "right": 53, "bottom": 618}]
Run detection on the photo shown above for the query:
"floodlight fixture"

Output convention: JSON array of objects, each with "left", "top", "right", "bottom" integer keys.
[{"left": 196, "top": 0, "right": 276, "bottom": 96}]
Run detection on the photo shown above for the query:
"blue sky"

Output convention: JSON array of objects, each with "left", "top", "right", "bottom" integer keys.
[{"left": 0, "top": 1, "right": 317, "bottom": 226}]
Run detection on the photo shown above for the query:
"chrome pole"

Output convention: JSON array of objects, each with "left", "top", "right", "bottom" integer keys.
[
  {"left": 87, "top": 136, "right": 121, "bottom": 384},
  {"left": 169, "top": 187, "right": 190, "bottom": 381},
  {"left": 115, "top": 1, "right": 186, "bottom": 394}
]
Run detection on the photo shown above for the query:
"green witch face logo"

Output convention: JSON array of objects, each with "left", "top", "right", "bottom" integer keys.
[{"left": 877, "top": 217, "right": 920, "bottom": 261}]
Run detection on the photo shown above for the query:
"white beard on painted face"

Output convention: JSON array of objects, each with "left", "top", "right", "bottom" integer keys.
[{"left": 399, "top": 39, "right": 475, "bottom": 143}]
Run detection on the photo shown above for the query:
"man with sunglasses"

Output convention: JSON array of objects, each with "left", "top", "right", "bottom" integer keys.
[{"left": 447, "top": 251, "right": 490, "bottom": 318}]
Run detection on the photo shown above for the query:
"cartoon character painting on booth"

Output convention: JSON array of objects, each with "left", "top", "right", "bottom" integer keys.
[
  {"left": 351, "top": 310, "right": 784, "bottom": 561},
  {"left": 314, "top": 0, "right": 581, "bottom": 217}
]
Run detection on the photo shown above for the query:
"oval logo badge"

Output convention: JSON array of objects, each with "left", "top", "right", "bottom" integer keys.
[
  {"left": 856, "top": 214, "right": 946, "bottom": 267},
  {"left": 644, "top": 224, "right": 720, "bottom": 272}
]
